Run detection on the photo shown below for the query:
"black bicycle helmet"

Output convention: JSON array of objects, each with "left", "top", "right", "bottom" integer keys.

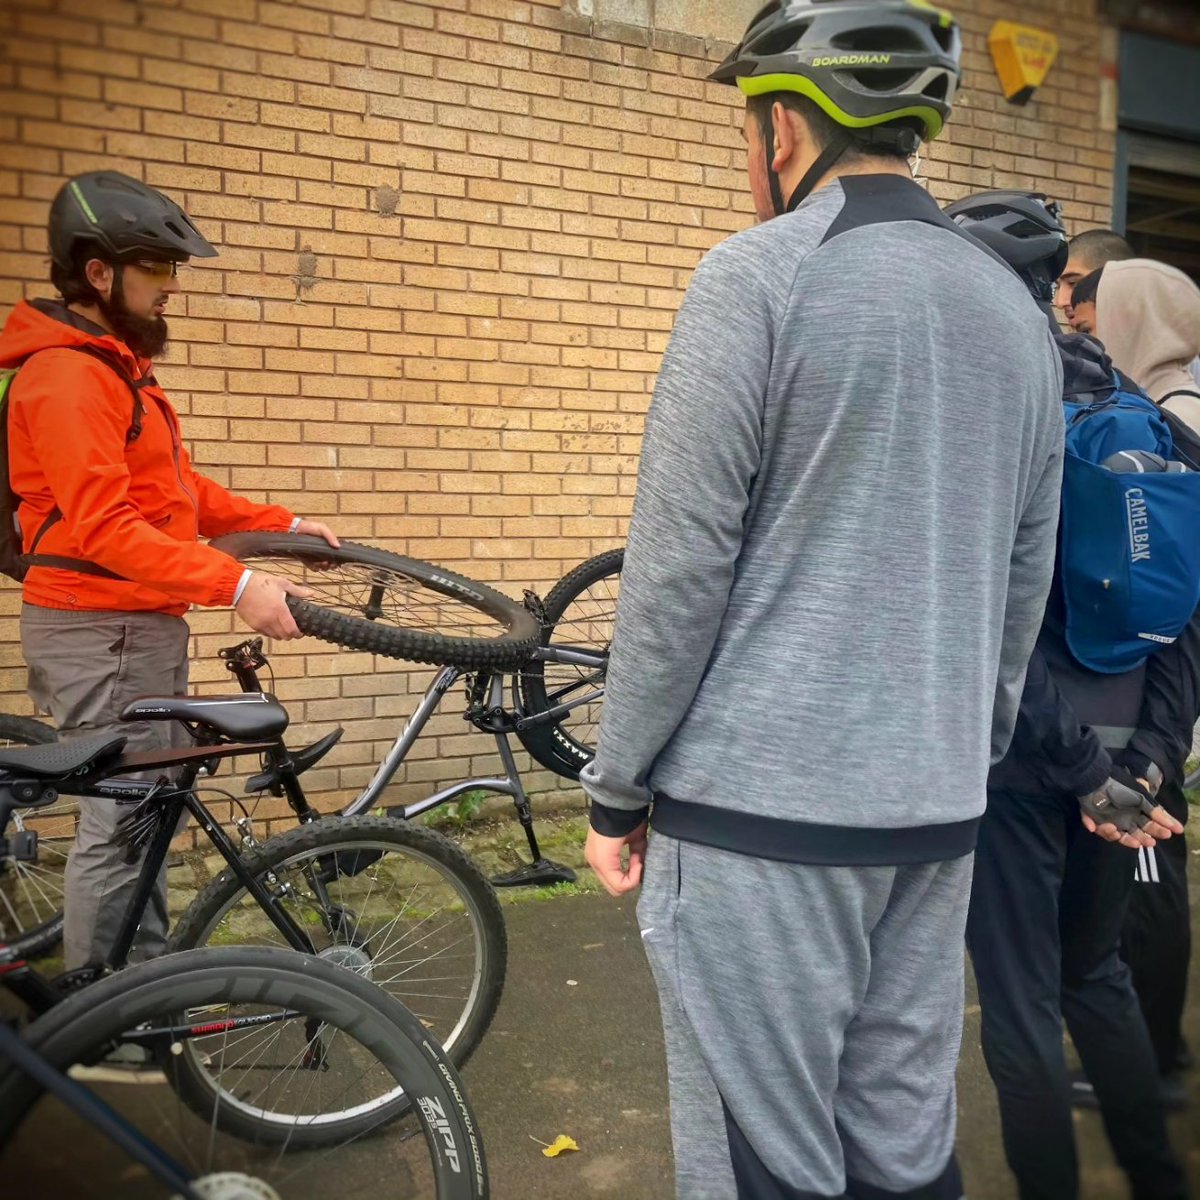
[
  {"left": 49, "top": 171, "right": 217, "bottom": 270},
  {"left": 944, "top": 190, "right": 1068, "bottom": 303},
  {"left": 711, "top": 1, "right": 961, "bottom": 215}
]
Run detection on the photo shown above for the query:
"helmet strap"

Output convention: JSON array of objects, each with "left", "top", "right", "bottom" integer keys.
[
  {"left": 782, "top": 133, "right": 851, "bottom": 215},
  {"left": 764, "top": 107, "right": 786, "bottom": 217}
]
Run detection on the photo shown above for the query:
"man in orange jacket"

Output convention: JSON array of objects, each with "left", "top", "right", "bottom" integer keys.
[{"left": 0, "top": 171, "right": 339, "bottom": 972}]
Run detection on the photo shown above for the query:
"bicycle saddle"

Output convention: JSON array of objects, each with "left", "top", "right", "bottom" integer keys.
[
  {"left": 0, "top": 733, "right": 128, "bottom": 778},
  {"left": 120, "top": 693, "right": 289, "bottom": 741}
]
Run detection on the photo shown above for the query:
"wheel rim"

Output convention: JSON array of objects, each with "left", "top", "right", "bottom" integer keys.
[
  {"left": 532, "top": 567, "right": 619, "bottom": 763},
  {"left": 184, "top": 837, "right": 488, "bottom": 1126},
  {"left": 4, "top": 966, "right": 453, "bottom": 1197},
  {"left": 232, "top": 552, "right": 520, "bottom": 645}
]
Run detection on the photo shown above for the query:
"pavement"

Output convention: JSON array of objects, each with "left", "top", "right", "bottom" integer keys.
[
  {"left": 465, "top": 885, "right": 1200, "bottom": 1200},
  {"left": 5, "top": 847, "right": 1198, "bottom": 1198}
]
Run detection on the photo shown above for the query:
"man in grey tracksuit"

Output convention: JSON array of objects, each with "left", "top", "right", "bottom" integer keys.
[{"left": 582, "top": 4, "right": 1073, "bottom": 1197}]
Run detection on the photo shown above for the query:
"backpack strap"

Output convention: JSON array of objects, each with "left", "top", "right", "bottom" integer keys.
[
  {"left": 14, "top": 345, "right": 154, "bottom": 581},
  {"left": 65, "top": 343, "right": 149, "bottom": 445},
  {"left": 1160, "top": 388, "right": 1200, "bottom": 406}
]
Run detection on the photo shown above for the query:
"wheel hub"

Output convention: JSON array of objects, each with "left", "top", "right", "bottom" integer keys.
[
  {"left": 174, "top": 1173, "right": 281, "bottom": 1200},
  {"left": 316, "top": 942, "right": 374, "bottom": 978}
]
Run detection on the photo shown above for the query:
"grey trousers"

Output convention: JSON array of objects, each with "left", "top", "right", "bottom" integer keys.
[
  {"left": 637, "top": 834, "right": 972, "bottom": 1200},
  {"left": 21, "top": 605, "right": 189, "bottom": 970}
]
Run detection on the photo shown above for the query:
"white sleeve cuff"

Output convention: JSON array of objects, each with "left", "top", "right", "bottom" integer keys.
[{"left": 232, "top": 569, "right": 253, "bottom": 606}]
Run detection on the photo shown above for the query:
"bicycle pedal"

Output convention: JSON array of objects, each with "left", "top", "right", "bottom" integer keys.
[{"left": 489, "top": 859, "right": 577, "bottom": 888}]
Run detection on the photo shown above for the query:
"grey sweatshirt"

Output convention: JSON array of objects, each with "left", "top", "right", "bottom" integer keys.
[{"left": 580, "top": 174, "right": 1064, "bottom": 865}]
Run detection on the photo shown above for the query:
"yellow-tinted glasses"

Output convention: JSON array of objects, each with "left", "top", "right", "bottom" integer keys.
[{"left": 128, "top": 259, "right": 180, "bottom": 281}]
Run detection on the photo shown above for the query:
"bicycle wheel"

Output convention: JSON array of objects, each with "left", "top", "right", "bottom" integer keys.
[
  {"left": 0, "top": 946, "right": 487, "bottom": 1198},
  {"left": 0, "top": 713, "right": 72, "bottom": 959},
  {"left": 169, "top": 815, "right": 506, "bottom": 1084},
  {"left": 210, "top": 532, "right": 539, "bottom": 670},
  {"left": 518, "top": 549, "right": 623, "bottom": 781}
]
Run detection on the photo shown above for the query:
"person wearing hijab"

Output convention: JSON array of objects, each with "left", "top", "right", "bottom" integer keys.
[{"left": 1097, "top": 258, "right": 1200, "bottom": 425}]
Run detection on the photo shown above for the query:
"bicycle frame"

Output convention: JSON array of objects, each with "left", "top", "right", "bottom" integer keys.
[
  {"left": 221, "top": 637, "right": 607, "bottom": 888},
  {"left": 0, "top": 737, "right": 325, "bottom": 1011},
  {"left": 0, "top": 1020, "right": 204, "bottom": 1200},
  {"left": 340, "top": 646, "right": 606, "bottom": 886}
]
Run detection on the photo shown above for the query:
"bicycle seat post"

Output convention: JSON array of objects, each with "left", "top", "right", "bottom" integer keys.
[{"left": 219, "top": 637, "right": 268, "bottom": 693}]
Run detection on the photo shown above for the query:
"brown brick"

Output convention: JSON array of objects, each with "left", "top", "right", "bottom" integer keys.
[
  {"left": 0, "top": 0, "right": 1116, "bottom": 801},
  {"left": 18, "top": 66, "right": 102, "bottom": 101}
]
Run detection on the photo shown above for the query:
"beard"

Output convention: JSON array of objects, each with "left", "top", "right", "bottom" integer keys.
[{"left": 100, "top": 269, "right": 169, "bottom": 359}]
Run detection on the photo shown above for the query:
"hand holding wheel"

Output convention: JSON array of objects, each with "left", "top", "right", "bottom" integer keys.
[
  {"left": 234, "top": 571, "right": 316, "bottom": 640},
  {"left": 212, "top": 534, "right": 539, "bottom": 669}
]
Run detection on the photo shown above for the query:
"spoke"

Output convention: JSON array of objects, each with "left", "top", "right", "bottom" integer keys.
[
  {"left": 370, "top": 926, "right": 479, "bottom": 981},
  {"left": 205, "top": 1019, "right": 232, "bottom": 1169},
  {"left": 14, "top": 862, "right": 60, "bottom": 910},
  {"left": 246, "top": 554, "right": 509, "bottom": 639},
  {"left": 0, "top": 878, "right": 25, "bottom": 934}
]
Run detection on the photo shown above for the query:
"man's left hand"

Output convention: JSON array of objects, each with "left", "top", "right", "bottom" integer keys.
[
  {"left": 585, "top": 822, "right": 648, "bottom": 896},
  {"left": 294, "top": 519, "right": 340, "bottom": 548}
]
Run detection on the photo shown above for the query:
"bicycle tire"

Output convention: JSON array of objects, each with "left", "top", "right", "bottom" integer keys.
[
  {"left": 0, "top": 946, "right": 487, "bottom": 1198},
  {"left": 169, "top": 815, "right": 506, "bottom": 1076},
  {"left": 518, "top": 548, "right": 623, "bottom": 781},
  {"left": 211, "top": 532, "right": 539, "bottom": 670},
  {"left": 0, "top": 713, "right": 70, "bottom": 959}
]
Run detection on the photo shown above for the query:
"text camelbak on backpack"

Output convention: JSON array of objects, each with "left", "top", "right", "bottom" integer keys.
[
  {"left": 1056, "top": 336, "right": 1200, "bottom": 673},
  {"left": 0, "top": 347, "right": 144, "bottom": 583}
]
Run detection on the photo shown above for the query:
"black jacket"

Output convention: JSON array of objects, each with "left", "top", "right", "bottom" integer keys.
[{"left": 990, "top": 335, "right": 1200, "bottom": 798}]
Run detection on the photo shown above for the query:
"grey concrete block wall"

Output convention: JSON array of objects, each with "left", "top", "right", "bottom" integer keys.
[{"left": 567, "top": 0, "right": 763, "bottom": 43}]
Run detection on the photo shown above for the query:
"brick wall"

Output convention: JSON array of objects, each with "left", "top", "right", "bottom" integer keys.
[{"left": 0, "top": 0, "right": 1114, "bottom": 829}]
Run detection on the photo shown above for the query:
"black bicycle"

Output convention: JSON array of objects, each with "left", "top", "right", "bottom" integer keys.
[
  {"left": 0, "top": 541, "right": 624, "bottom": 1073},
  {"left": 204, "top": 537, "right": 623, "bottom": 881},
  {"left": 0, "top": 943, "right": 487, "bottom": 1198},
  {"left": 0, "top": 693, "right": 506, "bottom": 1110}
]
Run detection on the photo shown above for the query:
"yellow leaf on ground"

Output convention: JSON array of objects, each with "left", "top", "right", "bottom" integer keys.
[{"left": 542, "top": 1135, "right": 580, "bottom": 1158}]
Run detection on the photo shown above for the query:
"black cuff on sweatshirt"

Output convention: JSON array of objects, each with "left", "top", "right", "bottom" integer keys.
[
  {"left": 1071, "top": 748, "right": 1114, "bottom": 798},
  {"left": 589, "top": 800, "right": 650, "bottom": 837},
  {"left": 1124, "top": 732, "right": 1181, "bottom": 785},
  {"left": 1112, "top": 747, "right": 1156, "bottom": 784}
]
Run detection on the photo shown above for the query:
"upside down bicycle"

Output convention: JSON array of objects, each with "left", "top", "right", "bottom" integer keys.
[{"left": 0, "top": 539, "right": 623, "bottom": 1091}]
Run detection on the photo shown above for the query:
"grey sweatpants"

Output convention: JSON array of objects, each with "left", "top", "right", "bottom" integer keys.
[
  {"left": 22, "top": 605, "right": 190, "bottom": 970},
  {"left": 637, "top": 834, "right": 972, "bottom": 1200}
]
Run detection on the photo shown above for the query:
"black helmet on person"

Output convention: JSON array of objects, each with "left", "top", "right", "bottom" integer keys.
[
  {"left": 49, "top": 171, "right": 217, "bottom": 272},
  {"left": 944, "top": 190, "right": 1068, "bottom": 303},
  {"left": 710, "top": 0, "right": 962, "bottom": 216}
]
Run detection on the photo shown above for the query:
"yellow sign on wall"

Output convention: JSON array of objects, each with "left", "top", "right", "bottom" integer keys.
[{"left": 988, "top": 21, "right": 1059, "bottom": 106}]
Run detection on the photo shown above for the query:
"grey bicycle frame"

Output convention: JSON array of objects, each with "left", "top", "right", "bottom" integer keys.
[{"left": 341, "top": 644, "right": 606, "bottom": 821}]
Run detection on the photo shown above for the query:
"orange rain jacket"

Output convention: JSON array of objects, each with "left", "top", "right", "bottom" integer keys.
[{"left": 0, "top": 299, "right": 295, "bottom": 616}]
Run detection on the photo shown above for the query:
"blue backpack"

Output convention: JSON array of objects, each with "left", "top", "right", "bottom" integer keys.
[{"left": 1058, "top": 338, "right": 1200, "bottom": 673}]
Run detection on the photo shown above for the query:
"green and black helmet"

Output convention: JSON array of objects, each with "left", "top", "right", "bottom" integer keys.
[
  {"left": 49, "top": 171, "right": 217, "bottom": 271},
  {"left": 711, "top": 0, "right": 961, "bottom": 144},
  {"left": 712, "top": 1, "right": 961, "bottom": 215}
]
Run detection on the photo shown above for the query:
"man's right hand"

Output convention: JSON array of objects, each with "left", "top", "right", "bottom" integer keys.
[
  {"left": 1078, "top": 771, "right": 1183, "bottom": 849},
  {"left": 234, "top": 571, "right": 315, "bottom": 641}
]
